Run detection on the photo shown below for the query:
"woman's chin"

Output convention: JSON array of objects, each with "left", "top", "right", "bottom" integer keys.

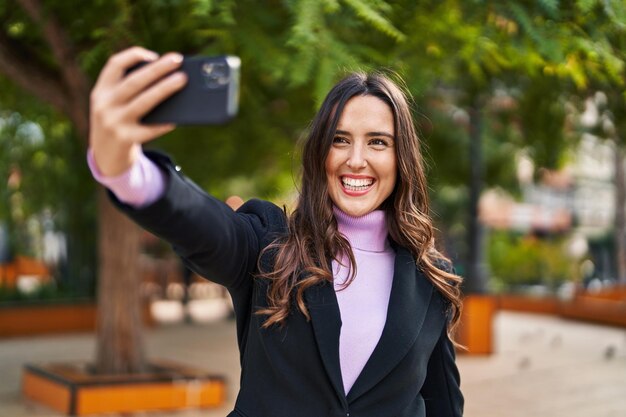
[{"left": 336, "top": 203, "right": 374, "bottom": 217}]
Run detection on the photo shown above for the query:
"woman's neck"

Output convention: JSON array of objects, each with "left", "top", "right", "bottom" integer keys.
[{"left": 333, "top": 206, "right": 390, "bottom": 252}]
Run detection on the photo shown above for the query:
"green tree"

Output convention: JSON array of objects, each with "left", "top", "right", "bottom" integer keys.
[
  {"left": 576, "top": 0, "right": 626, "bottom": 284},
  {"left": 0, "top": 112, "right": 93, "bottom": 268},
  {"left": 385, "top": 1, "right": 565, "bottom": 292},
  {"left": 0, "top": 0, "right": 408, "bottom": 374},
  {"left": 385, "top": 0, "right": 626, "bottom": 292}
]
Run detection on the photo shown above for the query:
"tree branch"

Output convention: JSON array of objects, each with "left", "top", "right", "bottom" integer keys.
[
  {"left": 16, "top": 0, "right": 90, "bottom": 140},
  {"left": 0, "top": 31, "right": 70, "bottom": 116}
]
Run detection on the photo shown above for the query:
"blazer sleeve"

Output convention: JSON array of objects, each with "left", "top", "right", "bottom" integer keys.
[
  {"left": 421, "top": 323, "right": 464, "bottom": 417},
  {"left": 108, "top": 150, "right": 285, "bottom": 291}
]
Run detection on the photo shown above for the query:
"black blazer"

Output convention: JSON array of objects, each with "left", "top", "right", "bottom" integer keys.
[{"left": 112, "top": 151, "right": 463, "bottom": 417}]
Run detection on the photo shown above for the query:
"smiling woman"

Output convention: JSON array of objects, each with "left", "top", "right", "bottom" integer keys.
[
  {"left": 325, "top": 95, "right": 397, "bottom": 217},
  {"left": 88, "top": 47, "right": 463, "bottom": 417}
]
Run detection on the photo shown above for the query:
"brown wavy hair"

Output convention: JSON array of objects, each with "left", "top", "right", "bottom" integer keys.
[{"left": 257, "top": 72, "right": 463, "bottom": 341}]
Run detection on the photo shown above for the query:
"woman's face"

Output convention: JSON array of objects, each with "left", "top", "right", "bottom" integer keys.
[{"left": 325, "top": 95, "right": 397, "bottom": 217}]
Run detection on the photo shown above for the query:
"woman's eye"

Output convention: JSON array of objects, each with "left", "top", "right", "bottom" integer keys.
[
  {"left": 370, "top": 138, "right": 389, "bottom": 147},
  {"left": 333, "top": 136, "right": 349, "bottom": 144}
]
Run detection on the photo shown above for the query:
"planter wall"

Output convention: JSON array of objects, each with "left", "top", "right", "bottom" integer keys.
[
  {"left": 497, "top": 294, "right": 559, "bottom": 314},
  {"left": 496, "top": 290, "right": 626, "bottom": 328},
  {"left": 0, "top": 302, "right": 152, "bottom": 337},
  {"left": 560, "top": 297, "right": 626, "bottom": 327},
  {"left": 456, "top": 295, "right": 497, "bottom": 355},
  {"left": 0, "top": 255, "right": 51, "bottom": 287},
  {"left": 23, "top": 360, "right": 225, "bottom": 415}
]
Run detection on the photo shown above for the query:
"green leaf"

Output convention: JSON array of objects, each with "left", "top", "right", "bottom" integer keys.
[
  {"left": 320, "top": 0, "right": 341, "bottom": 13},
  {"left": 191, "top": 0, "right": 214, "bottom": 16},
  {"left": 314, "top": 56, "right": 336, "bottom": 106},
  {"left": 507, "top": 3, "right": 542, "bottom": 44},
  {"left": 576, "top": 0, "right": 597, "bottom": 14},
  {"left": 342, "top": 0, "right": 406, "bottom": 41},
  {"left": 537, "top": 0, "right": 560, "bottom": 18}
]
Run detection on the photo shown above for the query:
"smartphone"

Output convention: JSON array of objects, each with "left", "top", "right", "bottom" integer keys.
[{"left": 129, "top": 55, "right": 241, "bottom": 125}]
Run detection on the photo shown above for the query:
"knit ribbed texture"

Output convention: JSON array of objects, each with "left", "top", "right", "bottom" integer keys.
[
  {"left": 333, "top": 206, "right": 395, "bottom": 395},
  {"left": 87, "top": 148, "right": 166, "bottom": 208}
]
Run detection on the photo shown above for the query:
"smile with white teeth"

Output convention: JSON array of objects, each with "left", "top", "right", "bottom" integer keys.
[{"left": 341, "top": 177, "right": 374, "bottom": 191}]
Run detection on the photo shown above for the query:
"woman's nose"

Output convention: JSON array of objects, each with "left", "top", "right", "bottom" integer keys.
[{"left": 346, "top": 145, "right": 367, "bottom": 169}]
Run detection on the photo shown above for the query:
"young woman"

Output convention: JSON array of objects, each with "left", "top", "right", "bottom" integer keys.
[{"left": 89, "top": 47, "right": 464, "bottom": 417}]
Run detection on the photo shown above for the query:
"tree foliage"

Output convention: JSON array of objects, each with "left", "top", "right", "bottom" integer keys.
[{"left": 1, "top": 0, "right": 625, "bottom": 286}]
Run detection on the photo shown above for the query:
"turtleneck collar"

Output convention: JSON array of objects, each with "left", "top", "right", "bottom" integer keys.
[{"left": 333, "top": 206, "right": 390, "bottom": 253}]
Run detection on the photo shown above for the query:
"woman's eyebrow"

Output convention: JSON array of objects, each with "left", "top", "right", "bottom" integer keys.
[
  {"left": 335, "top": 129, "right": 394, "bottom": 140},
  {"left": 366, "top": 131, "right": 394, "bottom": 140}
]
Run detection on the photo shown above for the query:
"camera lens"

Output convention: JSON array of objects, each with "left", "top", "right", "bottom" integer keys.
[{"left": 202, "top": 62, "right": 230, "bottom": 89}]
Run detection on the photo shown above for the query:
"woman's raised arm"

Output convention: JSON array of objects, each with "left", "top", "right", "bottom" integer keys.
[
  {"left": 89, "top": 47, "right": 187, "bottom": 176},
  {"left": 88, "top": 48, "right": 285, "bottom": 291}
]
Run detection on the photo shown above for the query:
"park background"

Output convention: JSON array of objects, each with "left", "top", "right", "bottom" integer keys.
[{"left": 1, "top": 0, "right": 625, "bottom": 416}]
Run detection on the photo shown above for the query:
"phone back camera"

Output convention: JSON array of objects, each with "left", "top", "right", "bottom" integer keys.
[{"left": 202, "top": 62, "right": 230, "bottom": 89}]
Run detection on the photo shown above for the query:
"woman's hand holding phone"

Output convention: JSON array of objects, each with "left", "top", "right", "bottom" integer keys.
[{"left": 89, "top": 47, "right": 188, "bottom": 177}]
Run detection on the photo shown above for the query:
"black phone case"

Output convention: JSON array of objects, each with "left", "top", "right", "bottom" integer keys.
[{"left": 138, "top": 55, "right": 240, "bottom": 125}]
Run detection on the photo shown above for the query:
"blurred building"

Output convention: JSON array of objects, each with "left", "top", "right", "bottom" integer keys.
[
  {"left": 482, "top": 134, "right": 616, "bottom": 233},
  {"left": 480, "top": 133, "right": 621, "bottom": 283}
]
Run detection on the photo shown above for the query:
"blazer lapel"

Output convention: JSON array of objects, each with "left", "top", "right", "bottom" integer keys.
[
  {"left": 346, "top": 246, "right": 434, "bottom": 402},
  {"left": 304, "top": 278, "right": 348, "bottom": 405}
]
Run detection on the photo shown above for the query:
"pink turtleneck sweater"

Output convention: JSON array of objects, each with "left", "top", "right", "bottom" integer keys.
[
  {"left": 333, "top": 207, "right": 395, "bottom": 394},
  {"left": 87, "top": 149, "right": 396, "bottom": 395}
]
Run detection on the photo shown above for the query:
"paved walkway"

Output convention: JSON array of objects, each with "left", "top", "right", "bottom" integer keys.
[{"left": 1, "top": 311, "right": 625, "bottom": 417}]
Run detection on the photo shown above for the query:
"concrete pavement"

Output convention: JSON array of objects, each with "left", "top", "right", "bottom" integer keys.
[
  {"left": 1, "top": 311, "right": 625, "bottom": 417},
  {"left": 460, "top": 312, "right": 626, "bottom": 417}
]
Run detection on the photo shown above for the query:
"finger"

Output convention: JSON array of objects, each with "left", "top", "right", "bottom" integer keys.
[
  {"left": 94, "top": 46, "right": 160, "bottom": 91},
  {"left": 124, "top": 71, "right": 188, "bottom": 121},
  {"left": 131, "top": 123, "right": 177, "bottom": 143},
  {"left": 115, "top": 53, "right": 184, "bottom": 104}
]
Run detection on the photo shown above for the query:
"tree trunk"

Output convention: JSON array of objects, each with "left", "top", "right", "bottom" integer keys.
[
  {"left": 2, "top": 0, "right": 148, "bottom": 376},
  {"left": 94, "top": 189, "right": 146, "bottom": 374},
  {"left": 614, "top": 143, "right": 626, "bottom": 285},
  {"left": 465, "top": 103, "right": 488, "bottom": 294}
]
